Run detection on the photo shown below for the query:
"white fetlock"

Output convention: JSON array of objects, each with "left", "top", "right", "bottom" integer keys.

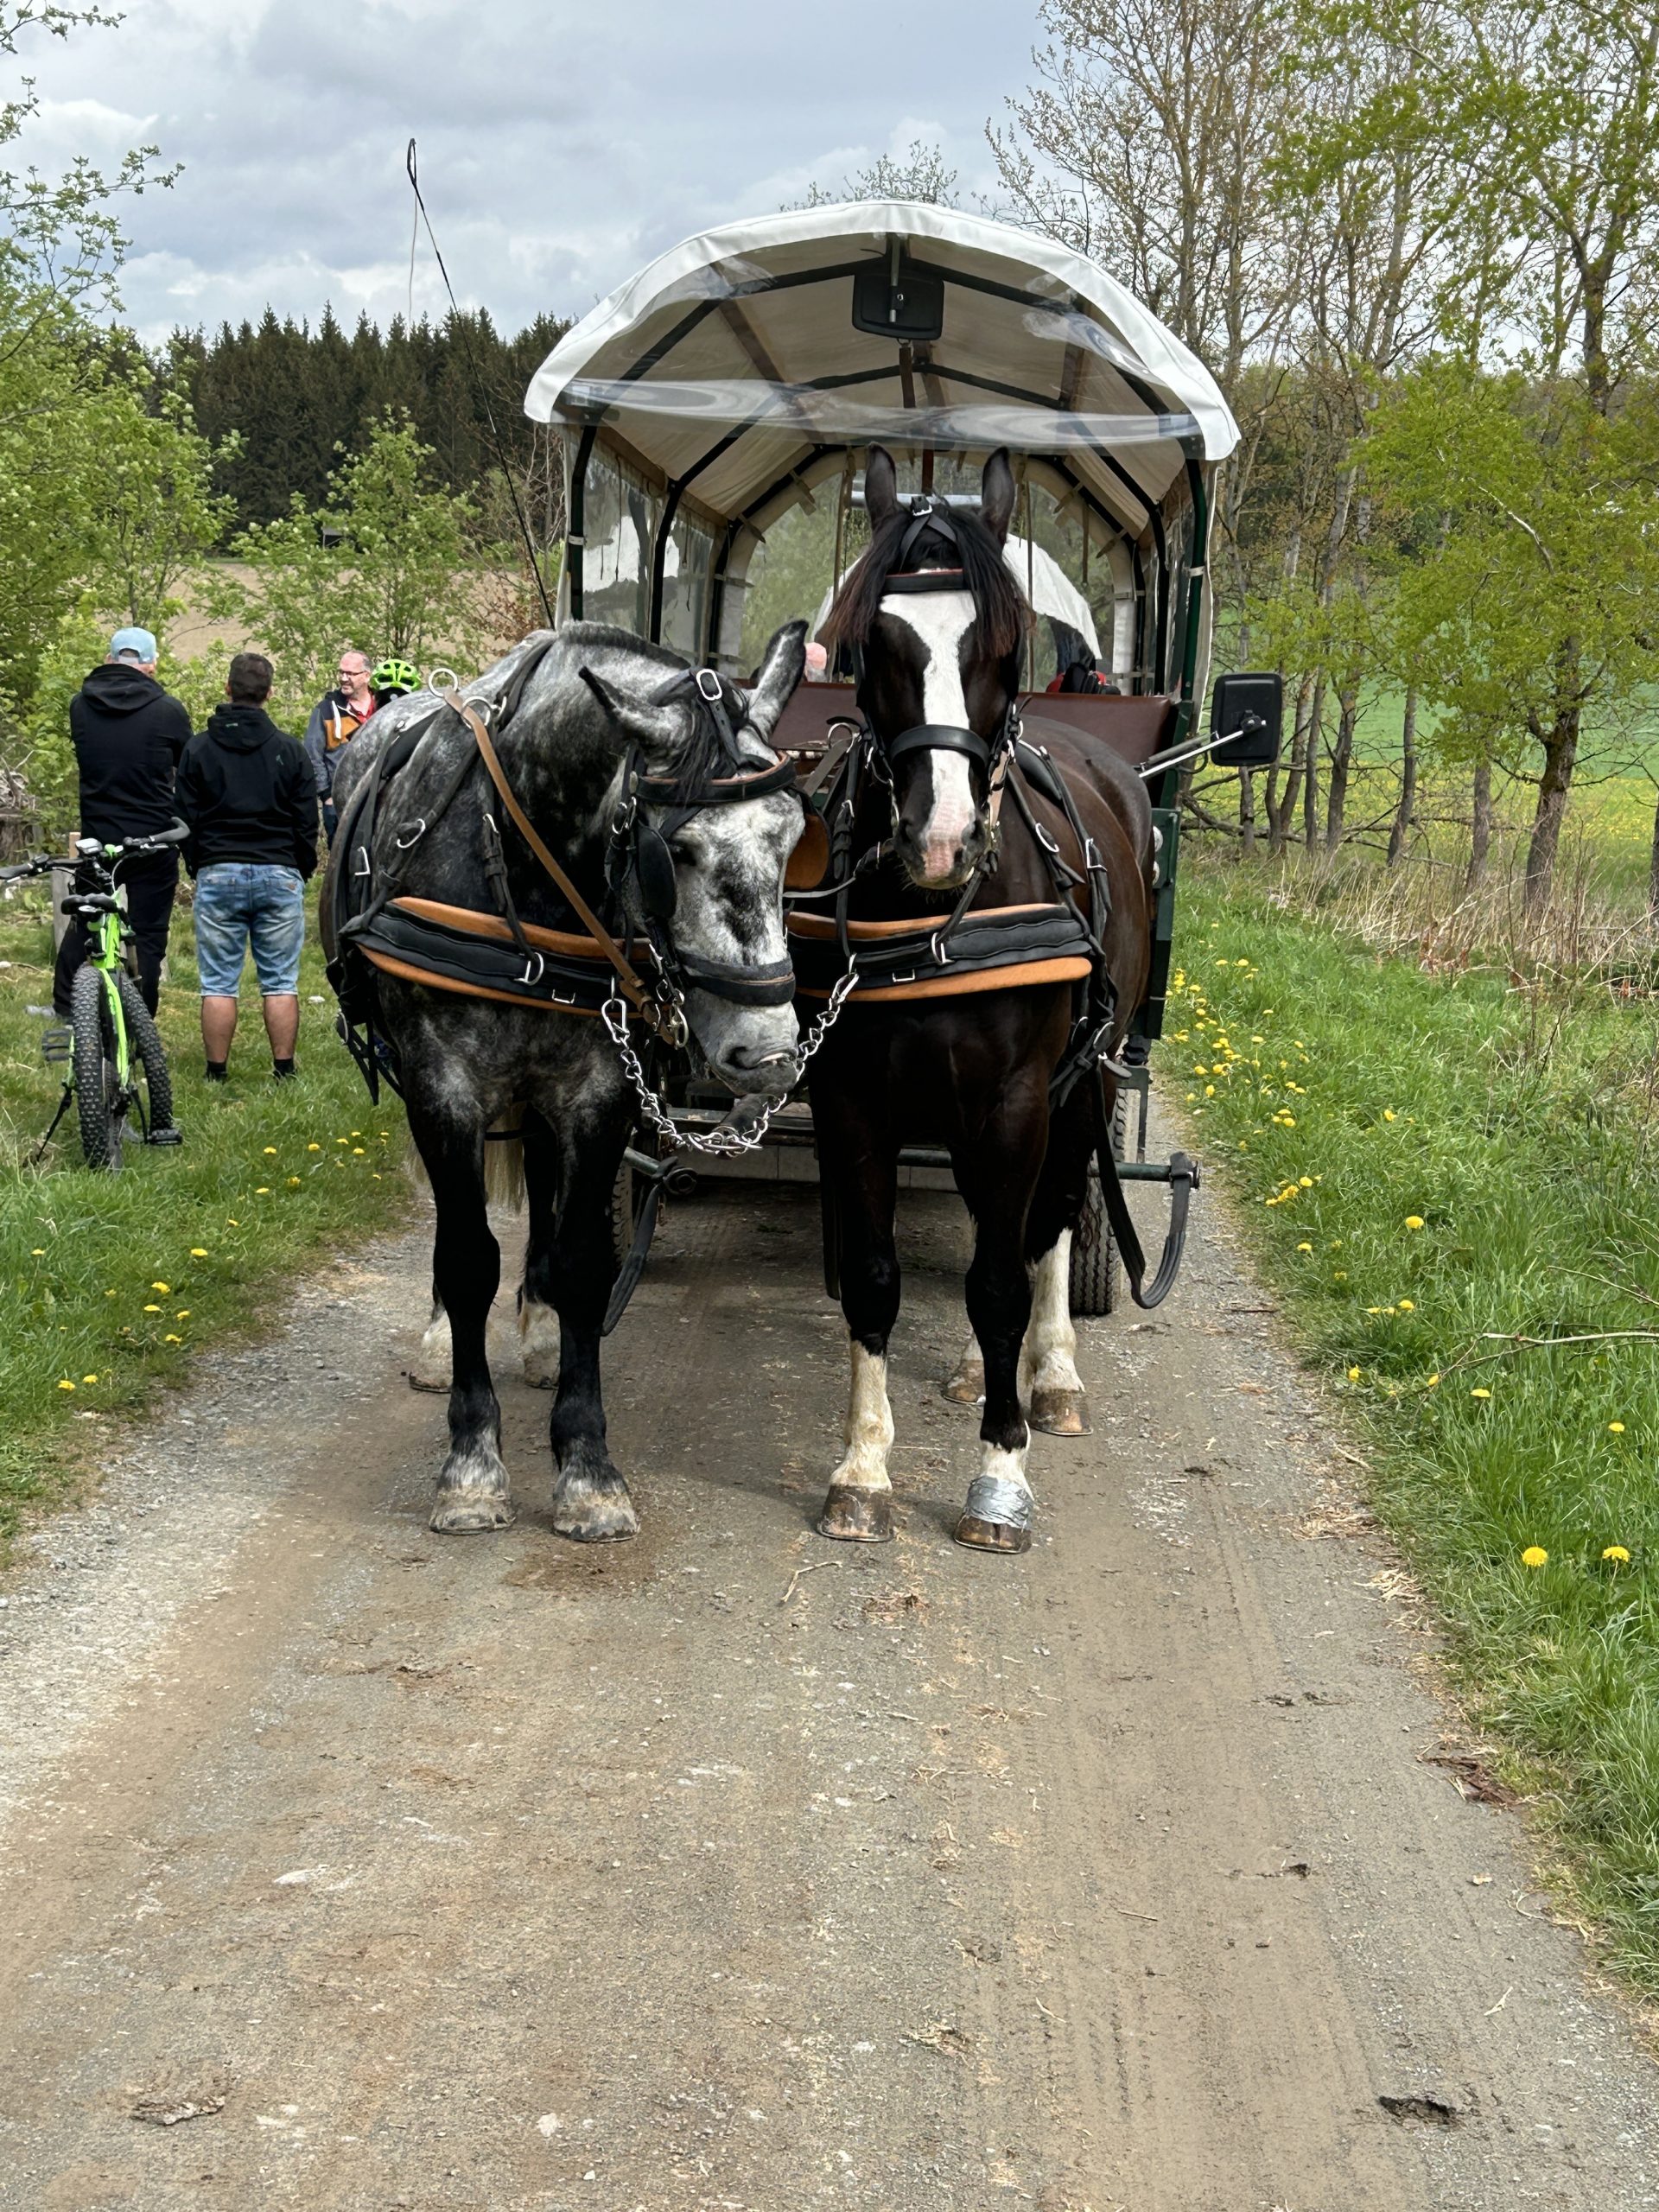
[
  {"left": 409, "top": 1301, "right": 452, "bottom": 1393},
  {"left": 518, "top": 1296, "right": 561, "bottom": 1389},
  {"left": 1023, "top": 1233, "right": 1089, "bottom": 1433}
]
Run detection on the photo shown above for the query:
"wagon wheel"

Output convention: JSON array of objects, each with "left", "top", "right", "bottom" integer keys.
[
  {"left": 611, "top": 1155, "right": 640, "bottom": 1271},
  {"left": 1070, "top": 1089, "right": 1131, "bottom": 1318}
]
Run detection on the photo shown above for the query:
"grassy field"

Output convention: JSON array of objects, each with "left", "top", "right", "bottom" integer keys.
[
  {"left": 1172, "top": 855, "right": 1659, "bottom": 1991},
  {"left": 0, "top": 877, "right": 411, "bottom": 1543}
]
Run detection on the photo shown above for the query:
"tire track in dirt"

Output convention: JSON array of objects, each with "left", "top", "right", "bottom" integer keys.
[{"left": 0, "top": 1144, "right": 1656, "bottom": 2209}]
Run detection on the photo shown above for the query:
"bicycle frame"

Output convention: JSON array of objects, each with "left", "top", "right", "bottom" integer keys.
[{"left": 81, "top": 875, "right": 135, "bottom": 1090}]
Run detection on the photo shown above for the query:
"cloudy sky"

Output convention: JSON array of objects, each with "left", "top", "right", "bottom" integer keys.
[{"left": 10, "top": 0, "right": 1045, "bottom": 345}]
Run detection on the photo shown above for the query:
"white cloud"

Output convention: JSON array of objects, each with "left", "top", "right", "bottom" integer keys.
[{"left": 5, "top": 0, "right": 1037, "bottom": 343}]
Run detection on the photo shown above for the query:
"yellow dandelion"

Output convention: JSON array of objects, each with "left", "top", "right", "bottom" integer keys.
[
  {"left": 1521, "top": 1546, "right": 1548, "bottom": 1568},
  {"left": 1334, "top": 1270, "right": 1348, "bottom": 1281},
  {"left": 1608, "top": 1421, "right": 1626, "bottom": 1434},
  {"left": 1281, "top": 1115, "right": 1296, "bottom": 1128},
  {"left": 1603, "top": 1545, "right": 1631, "bottom": 1564},
  {"left": 1471, "top": 1386, "right": 1491, "bottom": 1400},
  {"left": 30, "top": 1247, "right": 45, "bottom": 1256},
  {"left": 350, "top": 1129, "right": 361, "bottom": 1138},
  {"left": 1296, "top": 1241, "right": 1313, "bottom": 1253},
  {"left": 143, "top": 1303, "right": 161, "bottom": 1313},
  {"left": 226, "top": 1217, "right": 239, "bottom": 1226},
  {"left": 56, "top": 1378, "right": 74, "bottom": 1391},
  {"left": 1426, "top": 1373, "right": 1440, "bottom": 1387},
  {"left": 1204, "top": 1085, "right": 1215, "bottom": 1098},
  {"left": 163, "top": 1332, "right": 181, "bottom": 1344},
  {"left": 1299, "top": 1175, "right": 1313, "bottom": 1188},
  {"left": 175, "top": 1310, "right": 189, "bottom": 1320},
  {"left": 1382, "top": 1109, "right": 1396, "bottom": 1123},
  {"left": 255, "top": 1185, "right": 270, "bottom": 1195},
  {"left": 335, "top": 1136, "right": 349, "bottom": 1145},
  {"left": 262, "top": 1146, "right": 277, "bottom": 1156},
  {"left": 308, "top": 1141, "right": 321, "bottom": 1153},
  {"left": 81, "top": 1373, "right": 97, "bottom": 1385},
  {"left": 190, "top": 1247, "right": 208, "bottom": 1257},
  {"left": 1398, "top": 1298, "right": 1415, "bottom": 1312},
  {"left": 1404, "top": 1216, "right": 1425, "bottom": 1231},
  {"left": 287, "top": 1175, "right": 302, "bottom": 1187},
  {"left": 151, "top": 1281, "right": 169, "bottom": 1294},
  {"left": 1347, "top": 1365, "right": 1361, "bottom": 1382},
  {"left": 105, "top": 1288, "right": 116, "bottom": 1298},
  {"left": 352, "top": 1144, "right": 366, "bottom": 1154}
]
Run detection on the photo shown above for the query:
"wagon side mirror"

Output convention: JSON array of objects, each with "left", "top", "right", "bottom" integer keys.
[{"left": 1210, "top": 672, "right": 1283, "bottom": 767}]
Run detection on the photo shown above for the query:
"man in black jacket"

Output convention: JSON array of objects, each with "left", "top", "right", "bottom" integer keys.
[
  {"left": 52, "top": 626, "right": 192, "bottom": 1017},
  {"left": 175, "top": 652, "right": 318, "bottom": 1081}
]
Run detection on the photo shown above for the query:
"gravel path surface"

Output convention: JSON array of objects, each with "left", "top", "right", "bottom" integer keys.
[{"left": 1, "top": 1149, "right": 1655, "bottom": 2210}]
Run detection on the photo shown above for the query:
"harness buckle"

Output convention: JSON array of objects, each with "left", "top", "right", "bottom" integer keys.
[
  {"left": 394, "top": 817, "right": 428, "bottom": 851},
  {"left": 694, "top": 667, "right": 723, "bottom": 704},
  {"left": 519, "top": 951, "right": 546, "bottom": 988},
  {"left": 352, "top": 844, "right": 372, "bottom": 880},
  {"left": 929, "top": 931, "right": 952, "bottom": 967}
]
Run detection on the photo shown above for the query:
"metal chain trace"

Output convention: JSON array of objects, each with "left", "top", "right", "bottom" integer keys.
[{"left": 601, "top": 962, "right": 858, "bottom": 1159}]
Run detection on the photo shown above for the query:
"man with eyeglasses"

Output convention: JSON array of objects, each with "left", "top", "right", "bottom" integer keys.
[{"left": 303, "top": 647, "right": 378, "bottom": 844}]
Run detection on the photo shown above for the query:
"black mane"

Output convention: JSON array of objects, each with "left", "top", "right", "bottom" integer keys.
[{"left": 821, "top": 504, "right": 1030, "bottom": 659}]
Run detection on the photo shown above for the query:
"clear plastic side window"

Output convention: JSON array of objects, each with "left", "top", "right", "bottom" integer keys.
[{"left": 581, "top": 450, "right": 661, "bottom": 637}]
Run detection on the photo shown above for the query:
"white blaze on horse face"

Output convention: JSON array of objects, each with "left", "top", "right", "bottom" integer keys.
[
  {"left": 833, "top": 1343, "right": 893, "bottom": 1493},
  {"left": 880, "top": 588, "right": 979, "bottom": 882}
]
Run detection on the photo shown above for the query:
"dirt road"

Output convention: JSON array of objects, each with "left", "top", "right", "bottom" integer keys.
[{"left": 2, "top": 1156, "right": 1656, "bottom": 2210}]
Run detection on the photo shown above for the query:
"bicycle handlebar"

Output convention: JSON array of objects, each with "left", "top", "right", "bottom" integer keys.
[{"left": 0, "top": 821, "right": 188, "bottom": 884}]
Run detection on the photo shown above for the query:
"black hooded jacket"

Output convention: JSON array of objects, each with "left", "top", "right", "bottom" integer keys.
[
  {"left": 69, "top": 664, "right": 193, "bottom": 842},
  {"left": 175, "top": 704, "right": 319, "bottom": 878}
]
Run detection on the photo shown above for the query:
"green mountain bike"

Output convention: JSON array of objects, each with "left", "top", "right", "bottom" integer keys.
[{"left": 1, "top": 826, "right": 186, "bottom": 1171}]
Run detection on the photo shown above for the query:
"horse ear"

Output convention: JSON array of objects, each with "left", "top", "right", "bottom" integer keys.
[
  {"left": 981, "top": 448, "right": 1016, "bottom": 546},
  {"left": 578, "top": 664, "right": 683, "bottom": 754},
  {"left": 743, "top": 619, "right": 807, "bottom": 744},
  {"left": 864, "top": 446, "right": 900, "bottom": 531}
]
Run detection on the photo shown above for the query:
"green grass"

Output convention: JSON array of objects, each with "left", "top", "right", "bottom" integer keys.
[
  {"left": 0, "top": 879, "right": 410, "bottom": 1541},
  {"left": 1168, "top": 861, "right": 1659, "bottom": 1990}
]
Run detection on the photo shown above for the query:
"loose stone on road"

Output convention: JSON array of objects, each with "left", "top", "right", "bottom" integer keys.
[{"left": 1, "top": 1172, "right": 1655, "bottom": 2209}]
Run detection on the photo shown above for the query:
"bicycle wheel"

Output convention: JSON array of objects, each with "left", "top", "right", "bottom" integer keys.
[
  {"left": 115, "top": 972, "right": 175, "bottom": 1135},
  {"left": 69, "top": 965, "right": 124, "bottom": 1171}
]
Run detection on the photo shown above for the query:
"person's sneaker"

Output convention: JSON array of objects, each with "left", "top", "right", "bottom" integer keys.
[
  {"left": 272, "top": 1058, "right": 297, "bottom": 1081},
  {"left": 205, "top": 1060, "right": 228, "bottom": 1083}
]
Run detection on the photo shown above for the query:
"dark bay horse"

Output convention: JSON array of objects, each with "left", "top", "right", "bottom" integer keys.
[
  {"left": 325, "top": 621, "right": 808, "bottom": 1539},
  {"left": 806, "top": 450, "right": 1154, "bottom": 1554}
]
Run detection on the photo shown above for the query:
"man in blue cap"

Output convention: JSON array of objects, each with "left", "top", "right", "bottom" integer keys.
[{"left": 52, "top": 626, "right": 193, "bottom": 1019}]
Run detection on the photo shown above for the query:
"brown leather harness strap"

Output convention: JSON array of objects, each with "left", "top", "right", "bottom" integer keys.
[{"left": 441, "top": 687, "right": 658, "bottom": 1024}]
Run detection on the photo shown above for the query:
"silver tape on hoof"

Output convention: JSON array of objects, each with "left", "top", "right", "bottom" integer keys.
[{"left": 964, "top": 1474, "right": 1033, "bottom": 1530}]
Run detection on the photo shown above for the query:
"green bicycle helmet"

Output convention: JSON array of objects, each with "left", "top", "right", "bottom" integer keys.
[{"left": 371, "top": 657, "right": 422, "bottom": 696}]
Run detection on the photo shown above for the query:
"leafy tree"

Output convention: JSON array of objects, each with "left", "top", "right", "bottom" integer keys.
[
  {"left": 211, "top": 412, "right": 496, "bottom": 731},
  {"left": 1364, "top": 364, "right": 1659, "bottom": 904},
  {"left": 792, "top": 140, "right": 959, "bottom": 209}
]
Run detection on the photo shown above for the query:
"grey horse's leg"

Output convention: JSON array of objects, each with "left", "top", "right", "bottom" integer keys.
[
  {"left": 521, "top": 1109, "right": 639, "bottom": 1542},
  {"left": 410, "top": 1099, "right": 512, "bottom": 1534}
]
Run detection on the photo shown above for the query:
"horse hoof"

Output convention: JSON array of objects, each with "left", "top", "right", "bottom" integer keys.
[
  {"left": 430, "top": 1492, "right": 515, "bottom": 1535},
  {"left": 521, "top": 1363, "right": 558, "bottom": 1392},
  {"left": 553, "top": 1477, "right": 639, "bottom": 1544},
  {"left": 817, "top": 1485, "right": 894, "bottom": 1543},
  {"left": 954, "top": 1512, "right": 1032, "bottom": 1555},
  {"left": 408, "top": 1367, "right": 450, "bottom": 1394},
  {"left": 1030, "top": 1386, "right": 1090, "bottom": 1436},
  {"left": 942, "top": 1362, "right": 984, "bottom": 1407}
]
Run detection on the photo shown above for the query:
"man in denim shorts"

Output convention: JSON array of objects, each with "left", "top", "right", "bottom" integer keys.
[{"left": 175, "top": 652, "right": 318, "bottom": 1081}]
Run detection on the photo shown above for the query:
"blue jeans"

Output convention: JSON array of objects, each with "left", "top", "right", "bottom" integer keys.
[{"left": 194, "top": 862, "right": 306, "bottom": 996}]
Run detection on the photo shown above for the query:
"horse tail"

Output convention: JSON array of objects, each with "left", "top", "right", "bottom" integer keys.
[
  {"left": 402, "top": 1109, "right": 527, "bottom": 1212},
  {"left": 484, "top": 1110, "right": 527, "bottom": 1210}
]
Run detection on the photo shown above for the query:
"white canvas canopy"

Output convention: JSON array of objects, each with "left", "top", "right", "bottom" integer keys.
[{"left": 524, "top": 201, "right": 1237, "bottom": 537}]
